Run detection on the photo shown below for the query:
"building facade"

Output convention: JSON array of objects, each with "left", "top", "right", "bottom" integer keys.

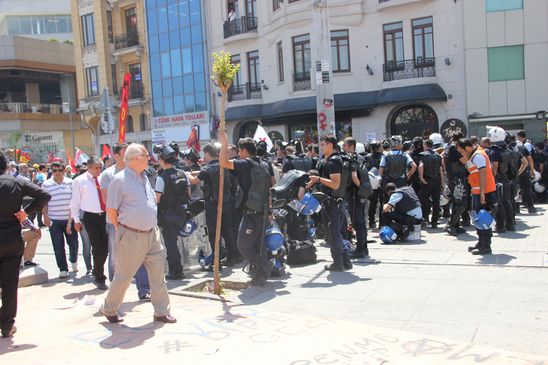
[
  {"left": 464, "top": 0, "right": 548, "bottom": 139},
  {"left": 144, "top": 0, "right": 211, "bottom": 146},
  {"left": 206, "top": 0, "right": 467, "bottom": 146},
  {"left": 71, "top": 0, "right": 153, "bottom": 154}
]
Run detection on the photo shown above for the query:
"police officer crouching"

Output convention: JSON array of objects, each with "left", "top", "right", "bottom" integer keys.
[
  {"left": 219, "top": 134, "right": 274, "bottom": 286},
  {"left": 187, "top": 143, "right": 242, "bottom": 267},
  {"left": 154, "top": 143, "right": 190, "bottom": 280},
  {"left": 418, "top": 139, "right": 444, "bottom": 229},
  {"left": 307, "top": 135, "right": 352, "bottom": 271},
  {"left": 382, "top": 183, "right": 423, "bottom": 240}
]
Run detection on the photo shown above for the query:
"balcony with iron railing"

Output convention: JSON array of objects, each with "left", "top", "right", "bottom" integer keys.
[
  {"left": 227, "top": 82, "right": 262, "bottom": 102},
  {"left": 114, "top": 31, "right": 139, "bottom": 51},
  {"left": 0, "top": 102, "right": 77, "bottom": 122},
  {"left": 292, "top": 71, "right": 311, "bottom": 92},
  {"left": 223, "top": 16, "right": 258, "bottom": 39},
  {"left": 383, "top": 58, "right": 436, "bottom": 82}
]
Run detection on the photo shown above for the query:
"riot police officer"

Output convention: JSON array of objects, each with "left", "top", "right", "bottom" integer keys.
[
  {"left": 342, "top": 137, "right": 370, "bottom": 259},
  {"left": 418, "top": 139, "right": 444, "bottom": 229},
  {"left": 488, "top": 127, "right": 516, "bottom": 232},
  {"left": 409, "top": 137, "right": 424, "bottom": 196},
  {"left": 307, "top": 135, "right": 352, "bottom": 271},
  {"left": 219, "top": 134, "right": 274, "bottom": 286},
  {"left": 444, "top": 133, "right": 470, "bottom": 236},
  {"left": 366, "top": 142, "right": 383, "bottom": 228},
  {"left": 506, "top": 133, "right": 529, "bottom": 220},
  {"left": 154, "top": 143, "right": 190, "bottom": 280},
  {"left": 188, "top": 143, "right": 241, "bottom": 267},
  {"left": 379, "top": 136, "right": 417, "bottom": 225}
]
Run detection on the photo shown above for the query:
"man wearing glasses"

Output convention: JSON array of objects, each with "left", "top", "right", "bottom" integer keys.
[
  {"left": 42, "top": 161, "right": 79, "bottom": 279},
  {"left": 100, "top": 144, "right": 175, "bottom": 324}
]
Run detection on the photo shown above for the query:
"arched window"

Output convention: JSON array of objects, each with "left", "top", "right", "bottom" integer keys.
[
  {"left": 139, "top": 113, "right": 148, "bottom": 131},
  {"left": 127, "top": 115, "right": 134, "bottom": 133},
  {"left": 389, "top": 104, "right": 439, "bottom": 140}
]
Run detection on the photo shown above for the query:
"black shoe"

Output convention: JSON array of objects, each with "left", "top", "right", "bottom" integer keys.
[
  {"left": 461, "top": 220, "right": 471, "bottom": 228},
  {"left": 445, "top": 225, "right": 459, "bottom": 236},
  {"left": 344, "top": 263, "right": 353, "bottom": 271},
  {"left": 471, "top": 248, "right": 492, "bottom": 255},
  {"left": 1, "top": 325, "right": 16, "bottom": 338},
  {"left": 138, "top": 292, "right": 151, "bottom": 302},
  {"left": 431, "top": 223, "right": 438, "bottom": 229},
  {"left": 456, "top": 227, "right": 467, "bottom": 234},
  {"left": 369, "top": 221, "right": 376, "bottom": 228},
  {"left": 506, "top": 225, "right": 516, "bottom": 232},
  {"left": 351, "top": 251, "right": 366, "bottom": 259},
  {"left": 528, "top": 207, "right": 537, "bottom": 214},
  {"left": 24, "top": 261, "right": 37, "bottom": 267},
  {"left": 495, "top": 227, "right": 506, "bottom": 234},
  {"left": 324, "top": 264, "right": 344, "bottom": 272},
  {"left": 467, "top": 244, "right": 479, "bottom": 252},
  {"left": 165, "top": 272, "right": 185, "bottom": 280},
  {"left": 95, "top": 281, "right": 108, "bottom": 290}
]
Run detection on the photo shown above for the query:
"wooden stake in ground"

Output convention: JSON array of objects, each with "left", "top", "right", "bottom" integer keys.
[{"left": 211, "top": 51, "right": 240, "bottom": 295}]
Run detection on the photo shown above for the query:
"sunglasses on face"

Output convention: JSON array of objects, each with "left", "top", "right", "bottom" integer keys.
[{"left": 52, "top": 168, "right": 64, "bottom": 173}]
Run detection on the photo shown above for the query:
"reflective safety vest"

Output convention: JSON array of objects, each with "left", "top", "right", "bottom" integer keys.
[{"left": 466, "top": 147, "right": 497, "bottom": 195}]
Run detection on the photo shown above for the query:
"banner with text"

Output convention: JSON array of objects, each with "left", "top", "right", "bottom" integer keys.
[{"left": 152, "top": 111, "right": 210, "bottom": 145}]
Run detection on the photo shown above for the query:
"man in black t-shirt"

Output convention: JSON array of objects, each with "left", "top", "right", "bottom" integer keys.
[
  {"left": 444, "top": 133, "right": 470, "bottom": 235},
  {"left": 220, "top": 134, "right": 274, "bottom": 286},
  {"left": 307, "top": 135, "right": 352, "bottom": 272}
]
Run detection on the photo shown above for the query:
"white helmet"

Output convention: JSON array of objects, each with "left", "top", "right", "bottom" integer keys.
[
  {"left": 440, "top": 194, "right": 449, "bottom": 206},
  {"left": 368, "top": 167, "right": 381, "bottom": 190},
  {"left": 487, "top": 127, "right": 506, "bottom": 143},
  {"left": 356, "top": 142, "right": 365, "bottom": 155},
  {"left": 534, "top": 182, "right": 546, "bottom": 194},
  {"left": 429, "top": 133, "right": 443, "bottom": 147},
  {"left": 532, "top": 171, "right": 541, "bottom": 182}
]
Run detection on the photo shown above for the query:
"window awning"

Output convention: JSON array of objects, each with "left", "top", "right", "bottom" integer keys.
[{"left": 225, "top": 83, "right": 447, "bottom": 121}]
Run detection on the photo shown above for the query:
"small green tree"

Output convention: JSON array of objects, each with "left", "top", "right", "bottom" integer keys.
[{"left": 211, "top": 50, "right": 240, "bottom": 295}]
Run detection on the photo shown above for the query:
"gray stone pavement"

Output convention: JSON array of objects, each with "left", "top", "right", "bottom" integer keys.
[{"left": 3, "top": 205, "right": 548, "bottom": 363}]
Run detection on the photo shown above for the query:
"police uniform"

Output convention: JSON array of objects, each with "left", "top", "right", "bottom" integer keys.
[
  {"left": 320, "top": 152, "right": 352, "bottom": 270},
  {"left": 233, "top": 157, "right": 274, "bottom": 283},
  {"left": 409, "top": 148, "right": 423, "bottom": 195},
  {"left": 516, "top": 143, "right": 535, "bottom": 211},
  {"left": 198, "top": 160, "right": 241, "bottom": 263},
  {"left": 346, "top": 153, "right": 369, "bottom": 257},
  {"left": 489, "top": 144, "right": 515, "bottom": 231},
  {"left": 444, "top": 144, "right": 470, "bottom": 233},
  {"left": 366, "top": 151, "right": 383, "bottom": 227},
  {"left": 382, "top": 186, "right": 422, "bottom": 229},
  {"left": 379, "top": 151, "right": 413, "bottom": 225},
  {"left": 418, "top": 148, "right": 443, "bottom": 227},
  {"left": 156, "top": 166, "right": 190, "bottom": 278}
]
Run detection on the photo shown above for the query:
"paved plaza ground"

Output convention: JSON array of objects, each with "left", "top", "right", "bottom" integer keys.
[{"left": 2, "top": 205, "right": 548, "bottom": 364}]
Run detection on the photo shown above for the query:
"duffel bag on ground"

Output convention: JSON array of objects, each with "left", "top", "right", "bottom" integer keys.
[{"left": 286, "top": 239, "right": 317, "bottom": 266}]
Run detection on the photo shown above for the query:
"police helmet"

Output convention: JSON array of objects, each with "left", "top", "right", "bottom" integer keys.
[
  {"left": 299, "top": 192, "right": 321, "bottom": 216},
  {"left": 534, "top": 182, "right": 546, "bottom": 194},
  {"left": 487, "top": 127, "right": 506, "bottom": 143},
  {"left": 472, "top": 209, "right": 494, "bottom": 230},
  {"left": 389, "top": 135, "right": 403, "bottom": 148},
  {"left": 412, "top": 137, "right": 424, "bottom": 150},
  {"left": 402, "top": 140, "right": 412, "bottom": 152},
  {"left": 440, "top": 194, "right": 449, "bottom": 206},
  {"left": 180, "top": 220, "right": 198, "bottom": 237},
  {"left": 429, "top": 133, "right": 444, "bottom": 148},
  {"left": 355, "top": 142, "right": 366, "bottom": 155},
  {"left": 380, "top": 226, "right": 398, "bottom": 244},
  {"left": 256, "top": 140, "right": 268, "bottom": 157},
  {"left": 182, "top": 148, "right": 200, "bottom": 163},
  {"left": 154, "top": 143, "right": 179, "bottom": 163},
  {"left": 265, "top": 222, "right": 285, "bottom": 254},
  {"left": 382, "top": 140, "right": 390, "bottom": 150},
  {"left": 368, "top": 167, "right": 381, "bottom": 190},
  {"left": 198, "top": 250, "right": 214, "bottom": 269}
]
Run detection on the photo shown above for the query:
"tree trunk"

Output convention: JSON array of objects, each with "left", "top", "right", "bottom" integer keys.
[{"left": 213, "top": 86, "right": 228, "bottom": 295}]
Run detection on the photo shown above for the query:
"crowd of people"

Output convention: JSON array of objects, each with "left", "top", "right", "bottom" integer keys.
[{"left": 1, "top": 127, "right": 547, "bottom": 337}]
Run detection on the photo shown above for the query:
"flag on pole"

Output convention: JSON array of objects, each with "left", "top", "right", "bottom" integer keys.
[
  {"left": 74, "top": 147, "right": 89, "bottom": 167},
  {"left": 186, "top": 126, "right": 201, "bottom": 152},
  {"left": 66, "top": 152, "right": 76, "bottom": 173},
  {"left": 101, "top": 144, "right": 111, "bottom": 160},
  {"left": 253, "top": 124, "right": 273, "bottom": 152},
  {"left": 118, "top": 72, "right": 131, "bottom": 143}
]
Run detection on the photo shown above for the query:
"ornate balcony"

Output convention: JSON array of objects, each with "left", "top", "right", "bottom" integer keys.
[
  {"left": 228, "top": 82, "right": 262, "bottom": 102},
  {"left": 114, "top": 31, "right": 139, "bottom": 51},
  {"left": 223, "top": 17, "right": 258, "bottom": 39},
  {"left": 292, "top": 72, "right": 311, "bottom": 92},
  {"left": 383, "top": 58, "right": 436, "bottom": 82}
]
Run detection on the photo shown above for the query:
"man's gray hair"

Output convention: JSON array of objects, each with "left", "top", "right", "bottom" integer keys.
[{"left": 124, "top": 143, "right": 145, "bottom": 164}]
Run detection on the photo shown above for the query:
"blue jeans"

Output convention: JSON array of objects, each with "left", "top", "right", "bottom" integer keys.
[{"left": 49, "top": 220, "right": 79, "bottom": 272}]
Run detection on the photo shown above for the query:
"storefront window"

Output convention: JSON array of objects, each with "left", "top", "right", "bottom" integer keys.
[{"left": 390, "top": 104, "right": 438, "bottom": 140}]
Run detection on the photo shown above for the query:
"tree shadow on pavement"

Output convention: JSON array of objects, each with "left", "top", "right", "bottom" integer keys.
[
  {"left": 98, "top": 321, "right": 164, "bottom": 349},
  {"left": 0, "top": 339, "right": 37, "bottom": 355},
  {"left": 476, "top": 253, "right": 517, "bottom": 265},
  {"left": 238, "top": 281, "right": 288, "bottom": 305}
]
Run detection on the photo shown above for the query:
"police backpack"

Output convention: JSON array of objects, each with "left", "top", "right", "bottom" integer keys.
[
  {"left": 330, "top": 154, "right": 352, "bottom": 199},
  {"left": 292, "top": 155, "right": 313, "bottom": 172},
  {"left": 356, "top": 155, "right": 373, "bottom": 198},
  {"left": 384, "top": 154, "right": 407, "bottom": 180},
  {"left": 286, "top": 239, "right": 317, "bottom": 266},
  {"left": 245, "top": 158, "right": 271, "bottom": 212}
]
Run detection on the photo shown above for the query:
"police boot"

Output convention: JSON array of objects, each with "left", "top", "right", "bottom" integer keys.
[{"left": 351, "top": 242, "right": 366, "bottom": 259}]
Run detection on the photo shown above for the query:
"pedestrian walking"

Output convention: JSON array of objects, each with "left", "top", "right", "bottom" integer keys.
[{"left": 100, "top": 144, "right": 175, "bottom": 324}]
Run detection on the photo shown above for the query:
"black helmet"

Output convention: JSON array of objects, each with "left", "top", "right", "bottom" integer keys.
[
  {"left": 156, "top": 144, "right": 178, "bottom": 164},
  {"left": 257, "top": 140, "right": 267, "bottom": 157},
  {"left": 182, "top": 148, "right": 200, "bottom": 163}
]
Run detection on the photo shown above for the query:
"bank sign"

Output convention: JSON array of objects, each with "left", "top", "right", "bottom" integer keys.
[{"left": 152, "top": 111, "right": 209, "bottom": 144}]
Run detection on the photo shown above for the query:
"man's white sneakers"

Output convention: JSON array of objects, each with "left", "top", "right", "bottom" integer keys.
[
  {"left": 59, "top": 271, "right": 68, "bottom": 279},
  {"left": 71, "top": 262, "right": 79, "bottom": 272}
]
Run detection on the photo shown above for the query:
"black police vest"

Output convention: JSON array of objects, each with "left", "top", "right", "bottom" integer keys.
[
  {"left": 420, "top": 150, "right": 442, "bottom": 180},
  {"left": 203, "top": 161, "right": 234, "bottom": 204},
  {"left": 493, "top": 144, "right": 511, "bottom": 178},
  {"left": 508, "top": 146, "right": 522, "bottom": 178},
  {"left": 384, "top": 153, "right": 407, "bottom": 180},
  {"left": 366, "top": 152, "right": 382, "bottom": 170},
  {"left": 446, "top": 145, "right": 468, "bottom": 178},
  {"left": 394, "top": 186, "right": 421, "bottom": 214},
  {"left": 158, "top": 167, "right": 189, "bottom": 212}
]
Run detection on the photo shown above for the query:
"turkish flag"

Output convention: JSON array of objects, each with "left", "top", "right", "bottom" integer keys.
[
  {"left": 101, "top": 144, "right": 111, "bottom": 160},
  {"left": 186, "top": 126, "right": 201, "bottom": 152}
]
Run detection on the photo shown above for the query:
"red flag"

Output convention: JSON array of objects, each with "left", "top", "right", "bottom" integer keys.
[
  {"left": 186, "top": 126, "right": 201, "bottom": 152},
  {"left": 118, "top": 72, "right": 131, "bottom": 143},
  {"left": 101, "top": 144, "right": 111, "bottom": 160},
  {"left": 66, "top": 152, "right": 76, "bottom": 173}
]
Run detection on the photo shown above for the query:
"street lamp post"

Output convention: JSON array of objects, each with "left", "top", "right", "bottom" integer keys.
[{"left": 63, "top": 99, "right": 76, "bottom": 158}]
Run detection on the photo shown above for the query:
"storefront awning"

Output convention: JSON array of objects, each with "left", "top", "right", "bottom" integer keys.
[{"left": 225, "top": 83, "right": 447, "bottom": 121}]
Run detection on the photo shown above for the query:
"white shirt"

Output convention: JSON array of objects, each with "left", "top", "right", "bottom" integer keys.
[
  {"left": 43, "top": 177, "right": 73, "bottom": 220},
  {"left": 70, "top": 172, "right": 104, "bottom": 223}
]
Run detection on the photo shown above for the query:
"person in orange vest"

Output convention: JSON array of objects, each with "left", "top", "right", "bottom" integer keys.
[{"left": 456, "top": 139, "right": 498, "bottom": 255}]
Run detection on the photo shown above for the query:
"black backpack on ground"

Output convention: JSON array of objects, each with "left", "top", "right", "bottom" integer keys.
[{"left": 286, "top": 239, "right": 317, "bottom": 266}]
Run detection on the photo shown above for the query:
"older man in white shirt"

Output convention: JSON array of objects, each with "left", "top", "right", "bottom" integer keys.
[{"left": 70, "top": 156, "right": 109, "bottom": 290}]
